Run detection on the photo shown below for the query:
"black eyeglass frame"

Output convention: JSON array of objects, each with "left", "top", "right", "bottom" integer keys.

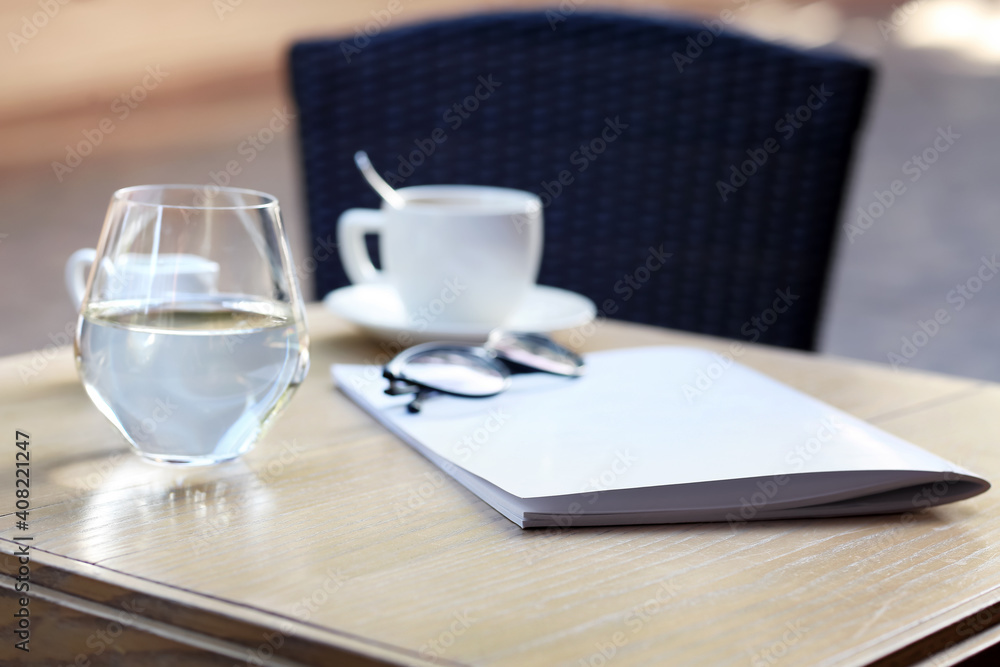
[{"left": 382, "top": 333, "right": 584, "bottom": 413}]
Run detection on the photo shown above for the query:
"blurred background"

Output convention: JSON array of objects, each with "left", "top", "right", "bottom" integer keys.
[{"left": 1, "top": 0, "right": 998, "bottom": 379}]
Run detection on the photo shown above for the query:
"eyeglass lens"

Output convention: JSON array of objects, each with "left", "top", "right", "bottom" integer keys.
[
  {"left": 398, "top": 349, "right": 508, "bottom": 396},
  {"left": 487, "top": 332, "right": 583, "bottom": 376}
]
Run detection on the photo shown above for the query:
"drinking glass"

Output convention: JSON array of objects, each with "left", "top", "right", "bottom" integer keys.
[{"left": 74, "top": 185, "right": 310, "bottom": 465}]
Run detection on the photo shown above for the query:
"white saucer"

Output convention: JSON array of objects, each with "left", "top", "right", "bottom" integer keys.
[{"left": 323, "top": 283, "right": 597, "bottom": 343}]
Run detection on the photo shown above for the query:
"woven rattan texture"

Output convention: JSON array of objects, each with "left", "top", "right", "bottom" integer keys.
[{"left": 291, "top": 12, "right": 872, "bottom": 349}]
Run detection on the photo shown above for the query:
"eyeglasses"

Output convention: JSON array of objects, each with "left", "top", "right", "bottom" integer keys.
[{"left": 383, "top": 331, "right": 585, "bottom": 413}]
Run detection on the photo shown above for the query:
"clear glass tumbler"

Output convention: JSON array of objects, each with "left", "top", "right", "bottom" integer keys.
[{"left": 74, "top": 185, "right": 310, "bottom": 465}]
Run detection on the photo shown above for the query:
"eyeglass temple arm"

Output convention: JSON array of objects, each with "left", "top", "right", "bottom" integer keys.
[
  {"left": 501, "top": 359, "right": 542, "bottom": 376},
  {"left": 384, "top": 381, "right": 419, "bottom": 396},
  {"left": 406, "top": 390, "right": 434, "bottom": 414},
  {"left": 383, "top": 375, "right": 434, "bottom": 413}
]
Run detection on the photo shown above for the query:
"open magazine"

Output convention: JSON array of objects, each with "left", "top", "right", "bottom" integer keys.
[{"left": 332, "top": 346, "right": 989, "bottom": 528}]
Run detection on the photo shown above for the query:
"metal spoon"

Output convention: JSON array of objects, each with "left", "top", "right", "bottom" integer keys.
[{"left": 354, "top": 150, "right": 406, "bottom": 209}]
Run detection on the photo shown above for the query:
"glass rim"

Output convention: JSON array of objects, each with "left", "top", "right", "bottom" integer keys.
[{"left": 112, "top": 184, "right": 279, "bottom": 211}]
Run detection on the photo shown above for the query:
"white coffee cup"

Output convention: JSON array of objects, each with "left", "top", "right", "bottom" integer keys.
[
  {"left": 337, "top": 185, "right": 543, "bottom": 327},
  {"left": 65, "top": 249, "right": 221, "bottom": 308}
]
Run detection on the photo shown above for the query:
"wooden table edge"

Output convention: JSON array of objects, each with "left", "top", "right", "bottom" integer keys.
[
  {"left": 6, "top": 537, "right": 1000, "bottom": 667},
  {"left": 1, "top": 541, "right": 446, "bottom": 667},
  {"left": 911, "top": 617, "right": 1000, "bottom": 667},
  {"left": 848, "top": 589, "right": 1000, "bottom": 666}
]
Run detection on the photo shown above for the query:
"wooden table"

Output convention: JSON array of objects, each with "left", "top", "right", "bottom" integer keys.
[{"left": 2, "top": 304, "right": 998, "bottom": 666}]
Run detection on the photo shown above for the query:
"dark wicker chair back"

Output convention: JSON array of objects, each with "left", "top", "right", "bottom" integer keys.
[{"left": 291, "top": 11, "right": 872, "bottom": 349}]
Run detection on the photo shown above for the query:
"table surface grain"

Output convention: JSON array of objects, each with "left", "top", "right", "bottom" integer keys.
[{"left": 1, "top": 304, "right": 998, "bottom": 666}]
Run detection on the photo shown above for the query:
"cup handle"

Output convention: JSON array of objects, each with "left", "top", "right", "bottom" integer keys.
[
  {"left": 337, "top": 209, "right": 385, "bottom": 285},
  {"left": 65, "top": 248, "right": 97, "bottom": 309}
]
